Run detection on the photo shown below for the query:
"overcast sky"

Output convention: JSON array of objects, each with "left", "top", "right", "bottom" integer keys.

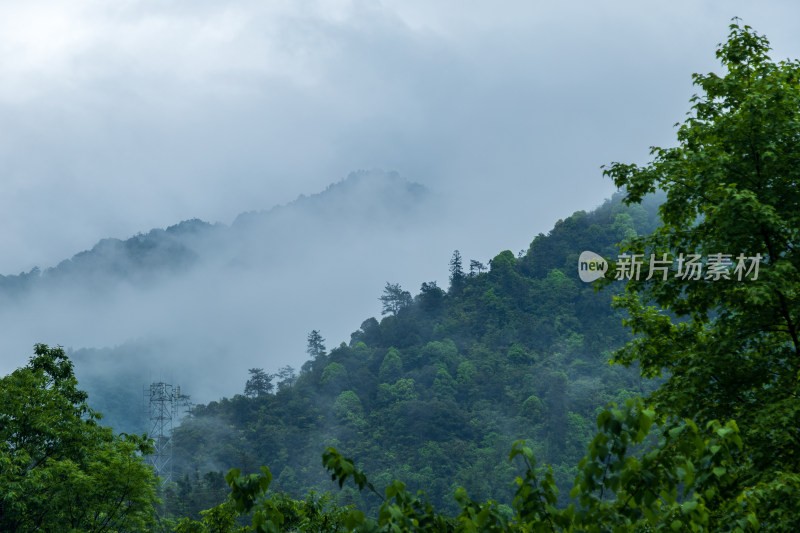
[
  {"left": 2, "top": 2, "right": 800, "bottom": 395},
  {"left": 1, "top": 1, "right": 799, "bottom": 276}
]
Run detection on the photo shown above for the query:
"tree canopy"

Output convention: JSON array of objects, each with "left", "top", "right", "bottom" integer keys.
[
  {"left": 0, "top": 344, "right": 160, "bottom": 532},
  {"left": 379, "top": 282, "right": 413, "bottom": 316},
  {"left": 602, "top": 20, "right": 800, "bottom": 529}
]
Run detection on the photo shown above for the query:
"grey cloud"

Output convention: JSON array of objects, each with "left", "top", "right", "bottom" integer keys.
[{"left": 1, "top": 0, "right": 800, "bottom": 397}]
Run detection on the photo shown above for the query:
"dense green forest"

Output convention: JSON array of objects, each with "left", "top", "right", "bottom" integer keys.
[
  {"left": 166, "top": 190, "right": 662, "bottom": 519},
  {"left": 2, "top": 22, "right": 799, "bottom": 531},
  {"left": 1, "top": 188, "right": 661, "bottom": 531}
]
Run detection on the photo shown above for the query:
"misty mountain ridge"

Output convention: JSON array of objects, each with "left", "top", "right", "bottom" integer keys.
[
  {"left": 0, "top": 170, "right": 431, "bottom": 299},
  {"left": 146, "top": 191, "right": 663, "bottom": 516},
  {"left": 233, "top": 169, "right": 428, "bottom": 228},
  {"left": 0, "top": 169, "right": 448, "bottom": 399}
]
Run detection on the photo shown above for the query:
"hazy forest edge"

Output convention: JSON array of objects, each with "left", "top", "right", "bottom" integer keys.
[
  {"left": 162, "top": 189, "right": 660, "bottom": 519},
  {"left": 1, "top": 21, "right": 799, "bottom": 532}
]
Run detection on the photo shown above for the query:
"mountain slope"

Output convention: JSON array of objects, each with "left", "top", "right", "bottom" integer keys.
[
  {"left": 0, "top": 170, "right": 429, "bottom": 298},
  {"left": 167, "top": 192, "right": 663, "bottom": 517},
  {"left": 0, "top": 170, "right": 442, "bottom": 407}
]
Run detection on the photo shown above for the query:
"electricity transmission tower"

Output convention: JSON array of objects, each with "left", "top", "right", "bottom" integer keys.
[{"left": 145, "top": 382, "right": 192, "bottom": 484}]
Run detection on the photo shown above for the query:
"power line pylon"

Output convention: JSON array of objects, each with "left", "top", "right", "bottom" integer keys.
[{"left": 145, "top": 382, "right": 192, "bottom": 484}]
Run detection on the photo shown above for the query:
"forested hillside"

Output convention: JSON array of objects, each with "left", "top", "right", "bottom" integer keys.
[
  {"left": 167, "top": 191, "right": 663, "bottom": 517},
  {"left": 4, "top": 22, "right": 798, "bottom": 532}
]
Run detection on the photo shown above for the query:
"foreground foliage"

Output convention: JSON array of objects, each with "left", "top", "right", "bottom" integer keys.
[
  {"left": 178, "top": 400, "right": 749, "bottom": 532},
  {"left": 0, "top": 344, "right": 160, "bottom": 532},
  {"left": 601, "top": 19, "right": 800, "bottom": 530}
]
